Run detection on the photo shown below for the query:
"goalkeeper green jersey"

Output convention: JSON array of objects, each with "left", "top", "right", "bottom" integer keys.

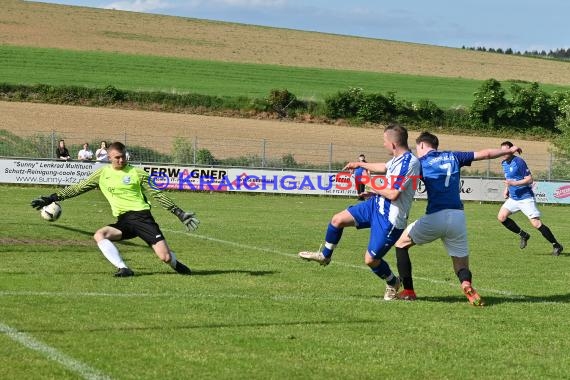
[{"left": 57, "top": 164, "right": 178, "bottom": 217}]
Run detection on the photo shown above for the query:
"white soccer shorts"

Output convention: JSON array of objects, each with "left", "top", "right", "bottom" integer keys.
[
  {"left": 406, "top": 209, "right": 469, "bottom": 258},
  {"left": 501, "top": 197, "right": 541, "bottom": 219}
]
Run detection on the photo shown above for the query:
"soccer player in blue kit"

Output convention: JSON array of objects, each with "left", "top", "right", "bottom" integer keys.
[
  {"left": 393, "top": 132, "right": 522, "bottom": 306},
  {"left": 497, "top": 141, "right": 563, "bottom": 256},
  {"left": 299, "top": 124, "right": 420, "bottom": 301},
  {"left": 354, "top": 154, "right": 368, "bottom": 200}
]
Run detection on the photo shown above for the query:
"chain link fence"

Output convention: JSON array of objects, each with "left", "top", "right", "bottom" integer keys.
[{"left": 1, "top": 128, "right": 567, "bottom": 180}]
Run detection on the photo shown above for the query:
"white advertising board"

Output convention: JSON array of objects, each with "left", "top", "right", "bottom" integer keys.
[{"left": 2, "top": 159, "right": 569, "bottom": 204}]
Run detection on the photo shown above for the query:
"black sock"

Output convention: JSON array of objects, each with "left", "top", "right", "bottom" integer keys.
[
  {"left": 538, "top": 224, "right": 559, "bottom": 245},
  {"left": 396, "top": 247, "right": 414, "bottom": 290},
  {"left": 175, "top": 261, "right": 192, "bottom": 275},
  {"left": 457, "top": 268, "right": 472, "bottom": 283},
  {"left": 501, "top": 218, "right": 522, "bottom": 234}
]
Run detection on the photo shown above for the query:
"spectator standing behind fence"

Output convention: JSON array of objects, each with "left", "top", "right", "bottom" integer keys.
[
  {"left": 95, "top": 141, "right": 109, "bottom": 162},
  {"left": 77, "top": 143, "right": 94, "bottom": 161},
  {"left": 55, "top": 139, "right": 71, "bottom": 161},
  {"left": 354, "top": 154, "right": 368, "bottom": 201}
]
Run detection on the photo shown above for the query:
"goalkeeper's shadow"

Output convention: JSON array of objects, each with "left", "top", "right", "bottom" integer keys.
[
  {"left": 191, "top": 269, "right": 278, "bottom": 276},
  {"left": 132, "top": 269, "right": 278, "bottom": 277}
]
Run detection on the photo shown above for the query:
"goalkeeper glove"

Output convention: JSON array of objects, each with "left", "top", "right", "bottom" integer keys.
[
  {"left": 173, "top": 207, "right": 200, "bottom": 231},
  {"left": 31, "top": 194, "right": 59, "bottom": 210}
]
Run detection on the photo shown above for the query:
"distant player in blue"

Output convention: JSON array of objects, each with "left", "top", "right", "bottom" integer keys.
[
  {"left": 354, "top": 154, "right": 368, "bottom": 200},
  {"left": 498, "top": 141, "right": 563, "bottom": 256},
  {"left": 393, "top": 132, "right": 522, "bottom": 306},
  {"left": 299, "top": 124, "right": 420, "bottom": 301}
]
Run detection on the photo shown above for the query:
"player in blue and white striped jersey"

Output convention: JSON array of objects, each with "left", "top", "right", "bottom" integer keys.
[{"left": 299, "top": 124, "right": 420, "bottom": 301}]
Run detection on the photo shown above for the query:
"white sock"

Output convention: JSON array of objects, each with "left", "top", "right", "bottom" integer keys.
[
  {"left": 168, "top": 251, "right": 178, "bottom": 269},
  {"left": 97, "top": 239, "right": 127, "bottom": 269}
]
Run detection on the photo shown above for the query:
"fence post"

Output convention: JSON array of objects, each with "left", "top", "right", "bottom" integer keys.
[
  {"left": 262, "top": 139, "right": 266, "bottom": 168},
  {"left": 329, "top": 143, "right": 333, "bottom": 172},
  {"left": 193, "top": 136, "right": 197, "bottom": 165},
  {"left": 486, "top": 159, "right": 490, "bottom": 178},
  {"left": 548, "top": 151, "right": 552, "bottom": 181},
  {"left": 51, "top": 130, "right": 56, "bottom": 159}
]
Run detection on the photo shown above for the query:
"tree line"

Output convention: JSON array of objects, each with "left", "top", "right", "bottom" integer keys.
[{"left": 462, "top": 46, "right": 570, "bottom": 60}]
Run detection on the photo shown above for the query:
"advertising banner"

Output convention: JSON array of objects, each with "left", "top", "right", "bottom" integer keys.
[
  {"left": 1, "top": 158, "right": 568, "bottom": 204},
  {"left": 1, "top": 159, "right": 106, "bottom": 185}
]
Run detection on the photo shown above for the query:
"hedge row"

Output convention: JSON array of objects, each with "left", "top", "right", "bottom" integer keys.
[{"left": 1, "top": 81, "right": 569, "bottom": 138}]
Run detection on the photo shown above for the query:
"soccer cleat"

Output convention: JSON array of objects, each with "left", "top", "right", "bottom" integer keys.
[
  {"left": 383, "top": 277, "right": 401, "bottom": 301},
  {"left": 174, "top": 261, "right": 192, "bottom": 275},
  {"left": 552, "top": 244, "right": 564, "bottom": 257},
  {"left": 298, "top": 251, "right": 331, "bottom": 266},
  {"left": 519, "top": 231, "right": 530, "bottom": 249},
  {"left": 461, "top": 281, "right": 484, "bottom": 306},
  {"left": 397, "top": 289, "right": 417, "bottom": 301},
  {"left": 114, "top": 267, "right": 134, "bottom": 277}
]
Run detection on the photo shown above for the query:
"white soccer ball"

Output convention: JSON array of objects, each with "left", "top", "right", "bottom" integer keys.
[{"left": 41, "top": 202, "right": 62, "bottom": 222}]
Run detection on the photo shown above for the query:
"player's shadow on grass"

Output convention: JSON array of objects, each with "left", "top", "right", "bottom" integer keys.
[
  {"left": 134, "top": 269, "right": 277, "bottom": 277},
  {"left": 192, "top": 269, "right": 277, "bottom": 276},
  {"left": 420, "top": 293, "right": 570, "bottom": 306}
]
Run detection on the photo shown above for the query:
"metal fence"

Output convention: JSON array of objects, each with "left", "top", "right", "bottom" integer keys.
[{"left": 1, "top": 129, "right": 568, "bottom": 180}]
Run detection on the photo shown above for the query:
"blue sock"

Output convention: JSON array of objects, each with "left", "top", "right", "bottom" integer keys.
[
  {"left": 371, "top": 260, "right": 398, "bottom": 286},
  {"left": 322, "top": 223, "right": 343, "bottom": 257}
]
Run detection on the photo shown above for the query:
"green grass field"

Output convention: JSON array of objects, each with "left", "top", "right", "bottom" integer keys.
[
  {"left": 1, "top": 186, "right": 569, "bottom": 379},
  {"left": 3, "top": 45, "right": 568, "bottom": 109}
]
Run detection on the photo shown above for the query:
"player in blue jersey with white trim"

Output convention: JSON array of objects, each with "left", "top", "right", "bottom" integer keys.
[
  {"left": 393, "top": 132, "right": 522, "bottom": 306},
  {"left": 299, "top": 124, "right": 420, "bottom": 301},
  {"left": 498, "top": 141, "right": 563, "bottom": 256},
  {"left": 354, "top": 154, "right": 368, "bottom": 200}
]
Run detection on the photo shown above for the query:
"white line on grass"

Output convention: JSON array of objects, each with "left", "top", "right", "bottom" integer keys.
[{"left": 0, "top": 321, "right": 111, "bottom": 380}]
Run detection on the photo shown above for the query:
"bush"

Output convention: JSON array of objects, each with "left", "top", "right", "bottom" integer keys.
[
  {"left": 171, "top": 137, "right": 194, "bottom": 164},
  {"left": 219, "top": 154, "right": 264, "bottom": 167},
  {"left": 281, "top": 153, "right": 298, "bottom": 168},
  {"left": 196, "top": 149, "right": 217, "bottom": 165},
  {"left": 505, "top": 82, "right": 558, "bottom": 131},
  {"left": 469, "top": 79, "right": 508, "bottom": 127},
  {"left": 325, "top": 87, "right": 364, "bottom": 119},
  {"left": 267, "top": 89, "right": 295, "bottom": 117},
  {"left": 101, "top": 85, "right": 126, "bottom": 103},
  {"left": 357, "top": 93, "right": 395, "bottom": 123},
  {"left": 413, "top": 99, "right": 444, "bottom": 122}
]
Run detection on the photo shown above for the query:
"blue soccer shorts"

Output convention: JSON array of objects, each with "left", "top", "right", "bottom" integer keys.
[{"left": 347, "top": 198, "right": 403, "bottom": 259}]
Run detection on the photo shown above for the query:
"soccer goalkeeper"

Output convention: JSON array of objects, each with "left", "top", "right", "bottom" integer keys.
[{"left": 31, "top": 141, "right": 199, "bottom": 277}]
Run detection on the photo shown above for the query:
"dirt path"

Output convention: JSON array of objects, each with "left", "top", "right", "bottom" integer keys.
[{"left": 1, "top": 101, "right": 552, "bottom": 173}]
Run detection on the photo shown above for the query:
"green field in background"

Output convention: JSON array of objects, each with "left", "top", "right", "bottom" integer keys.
[
  {"left": 3, "top": 45, "right": 568, "bottom": 109},
  {"left": 1, "top": 186, "right": 569, "bottom": 379}
]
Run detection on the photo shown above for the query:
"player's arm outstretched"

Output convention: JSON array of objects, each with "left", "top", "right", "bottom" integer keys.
[
  {"left": 138, "top": 168, "right": 200, "bottom": 232},
  {"left": 30, "top": 168, "right": 103, "bottom": 210},
  {"left": 343, "top": 161, "right": 387, "bottom": 173},
  {"left": 473, "top": 145, "right": 521, "bottom": 161}
]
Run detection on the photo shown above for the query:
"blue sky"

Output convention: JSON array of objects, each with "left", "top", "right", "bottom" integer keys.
[{"left": 34, "top": 0, "right": 569, "bottom": 52}]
